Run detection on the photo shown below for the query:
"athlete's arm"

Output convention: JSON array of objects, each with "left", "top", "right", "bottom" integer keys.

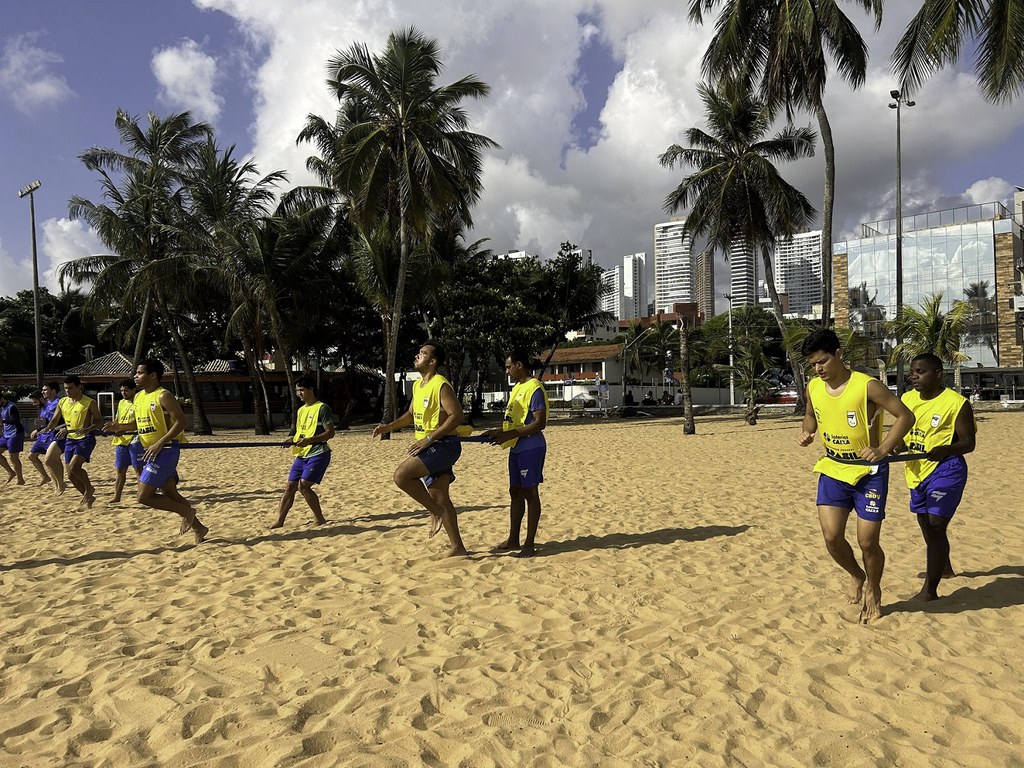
[
  {"left": 44, "top": 399, "right": 65, "bottom": 433},
  {"left": 157, "top": 389, "right": 188, "bottom": 444},
  {"left": 431, "top": 382, "right": 464, "bottom": 440},
  {"left": 798, "top": 385, "right": 817, "bottom": 446},
  {"left": 928, "top": 400, "right": 977, "bottom": 461},
  {"left": 295, "top": 407, "right": 336, "bottom": 447},
  {"left": 372, "top": 406, "right": 414, "bottom": 438},
  {"left": 863, "top": 379, "right": 915, "bottom": 460},
  {"left": 85, "top": 400, "right": 102, "bottom": 432}
]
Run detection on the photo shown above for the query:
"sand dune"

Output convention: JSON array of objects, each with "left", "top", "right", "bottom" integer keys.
[{"left": 1, "top": 412, "right": 1022, "bottom": 766}]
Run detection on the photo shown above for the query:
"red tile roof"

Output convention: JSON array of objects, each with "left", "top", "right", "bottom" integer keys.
[{"left": 542, "top": 343, "right": 622, "bottom": 364}]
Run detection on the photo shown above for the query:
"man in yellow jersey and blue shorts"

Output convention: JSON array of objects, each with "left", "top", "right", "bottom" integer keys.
[
  {"left": 103, "top": 358, "right": 208, "bottom": 544},
  {"left": 272, "top": 375, "right": 335, "bottom": 529},
  {"left": 110, "top": 379, "right": 140, "bottom": 503},
  {"left": 901, "top": 353, "right": 976, "bottom": 602},
  {"left": 44, "top": 375, "right": 102, "bottom": 508},
  {"left": 483, "top": 350, "right": 548, "bottom": 558},
  {"left": 799, "top": 329, "right": 914, "bottom": 623},
  {"left": 373, "top": 343, "right": 469, "bottom": 557}
]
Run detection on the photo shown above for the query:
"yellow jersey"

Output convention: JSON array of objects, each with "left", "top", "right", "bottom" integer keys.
[
  {"left": 133, "top": 387, "right": 187, "bottom": 449},
  {"left": 292, "top": 401, "right": 331, "bottom": 457},
  {"left": 412, "top": 374, "right": 451, "bottom": 439},
  {"left": 499, "top": 378, "right": 548, "bottom": 451},
  {"left": 901, "top": 387, "right": 972, "bottom": 489},
  {"left": 112, "top": 397, "right": 136, "bottom": 447},
  {"left": 808, "top": 370, "right": 884, "bottom": 484},
  {"left": 59, "top": 395, "right": 95, "bottom": 436}
]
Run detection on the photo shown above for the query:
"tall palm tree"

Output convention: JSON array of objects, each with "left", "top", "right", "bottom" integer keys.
[
  {"left": 715, "top": 336, "right": 775, "bottom": 424},
  {"left": 320, "top": 27, "right": 497, "bottom": 424},
  {"left": 659, "top": 79, "right": 816, "bottom": 420},
  {"left": 886, "top": 292, "right": 976, "bottom": 390},
  {"left": 690, "top": 0, "right": 883, "bottom": 325},
  {"left": 894, "top": 0, "right": 1024, "bottom": 104}
]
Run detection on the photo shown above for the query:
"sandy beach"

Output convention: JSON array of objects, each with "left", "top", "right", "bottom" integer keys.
[{"left": 1, "top": 411, "right": 1022, "bottom": 767}]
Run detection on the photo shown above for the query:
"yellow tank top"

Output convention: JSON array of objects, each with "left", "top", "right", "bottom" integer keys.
[
  {"left": 412, "top": 374, "right": 450, "bottom": 439},
  {"left": 901, "top": 387, "right": 972, "bottom": 489},
  {"left": 499, "top": 378, "right": 548, "bottom": 450},
  {"left": 112, "top": 397, "right": 136, "bottom": 447},
  {"left": 60, "top": 395, "right": 95, "bottom": 435},
  {"left": 809, "top": 370, "right": 884, "bottom": 483},
  {"left": 292, "top": 401, "right": 329, "bottom": 457},
  {"left": 133, "top": 388, "right": 187, "bottom": 449}
]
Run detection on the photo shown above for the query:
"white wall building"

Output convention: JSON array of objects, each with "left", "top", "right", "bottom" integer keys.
[
  {"left": 729, "top": 241, "right": 757, "bottom": 307},
  {"left": 653, "top": 221, "right": 695, "bottom": 312},
  {"left": 601, "top": 265, "right": 623, "bottom": 320},
  {"left": 622, "top": 252, "right": 647, "bottom": 321},
  {"left": 773, "top": 230, "right": 822, "bottom": 315}
]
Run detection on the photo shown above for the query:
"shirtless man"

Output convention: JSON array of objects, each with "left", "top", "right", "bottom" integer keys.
[
  {"left": 45, "top": 375, "right": 101, "bottom": 508},
  {"left": 373, "top": 343, "right": 468, "bottom": 557},
  {"left": 103, "top": 358, "right": 207, "bottom": 543},
  {"left": 798, "top": 329, "right": 914, "bottom": 623}
]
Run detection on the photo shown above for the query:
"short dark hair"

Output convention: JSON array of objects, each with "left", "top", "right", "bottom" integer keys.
[
  {"left": 801, "top": 329, "right": 841, "bottom": 357},
  {"left": 64, "top": 375, "right": 82, "bottom": 386},
  {"left": 45, "top": 381, "right": 61, "bottom": 392},
  {"left": 139, "top": 358, "right": 165, "bottom": 380},
  {"left": 295, "top": 375, "right": 316, "bottom": 390},
  {"left": 30, "top": 391, "right": 43, "bottom": 401},
  {"left": 508, "top": 349, "right": 538, "bottom": 370},
  {"left": 119, "top": 378, "right": 136, "bottom": 390},
  {"left": 423, "top": 342, "right": 446, "bottom": 367},
  {"left": 911, "top": 353, "right": 944, "bottom": 371}
]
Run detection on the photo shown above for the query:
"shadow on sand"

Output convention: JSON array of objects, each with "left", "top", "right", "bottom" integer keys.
[
  {"left": 530, "top": 524, "right": 751, "bottom": 557},
  {"left": 887, "top": 565, "right": 1024, "bottom": 615}
]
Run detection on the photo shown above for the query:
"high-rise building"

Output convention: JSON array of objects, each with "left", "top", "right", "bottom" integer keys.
[
  {"left": 695, "top": 247, "right": 715, "bottom": 320},
  {"left": 622, "top": 253, "right": 647, "bottom": 321},
  {"left": 600, "top": 265, "right": 622, "bottom": 320},
  {"left": 493, "top": 250, "right": 538, "bottom": 261},
  {"left": 729, "top": 241, "right": 757, "bottom": 306},
  {"left": 774, "top": 231, "right": 822, "bottom": 314},
  {"left": 653, "top": 221, "right": 695, "bottom": 312}
]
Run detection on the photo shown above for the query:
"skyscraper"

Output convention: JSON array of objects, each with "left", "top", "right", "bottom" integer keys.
[
  {"left": 653, "top": 220, "right": 695, "bottom": 312},
  {"left": 695, "top": 247, "right": 715, "bottom": 320},
  {"left": 729, "top": 241, "right": 757, "bottom": 306},
  {"left": 622, "top": 252, "right": 647, "bottom": 320},
  {"left": 600, "top": 265, "right": 622, "bottom": 320},
  {"left": 774, "top": 230, "right": 822, "bottom": 315}
]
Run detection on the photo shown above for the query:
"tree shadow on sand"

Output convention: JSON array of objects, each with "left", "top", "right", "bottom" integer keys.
[
  {"left": 887, "top": 566, "right": 1024, "bottom": 615},
  {"left": 348, "top": 504, "right": 504, "bottom": 524},
  {"left": 531, "top": 524, "right": 750, "bottom": 557}
]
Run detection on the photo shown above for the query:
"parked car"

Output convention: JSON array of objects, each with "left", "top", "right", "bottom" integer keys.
[{"left": 756, "top": 388, "right": 798, "bottom": 405}]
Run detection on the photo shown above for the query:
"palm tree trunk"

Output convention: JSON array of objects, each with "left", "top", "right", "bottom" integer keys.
[
  {"left": 816, "top": 101, "right": 835, "bottom": 327},
  {"left": 154, "top": 291, "right": 213, "bottom": 435},
  {"left": 132, "top": 294, "right": 152, "bottom": 365},
  {"left": 378, "top": 313, "right": 394, "bottom": 440},
  {"left": 242, "top": 336, "right": 270, "bottom": 435},
  {"left": 759, "top": 246, "right": 806, "bottom": 413},
  {"left": 679, "top": 322, "right": 695, "bottom": 434},
  {"left": 382, "top": 209, "right": 408, "bottom": 429}
]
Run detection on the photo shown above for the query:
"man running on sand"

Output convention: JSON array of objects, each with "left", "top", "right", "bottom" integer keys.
[
  {"left": 44, "top": 375, "right": 101, "bottom": 508},
  {"left": 373, "top": 343, "right": 468, "bottom": 557},
  {"left": 0, "top": 391, "right": 26, "bottom": 485},
  {"left": 798, "top": 329, "right": 914, "bottom": 623},
  {"left": 272, "top": 375, "right": 334, "bottom": 529},
  {"left": 28, "top": 382, "right": 66, "bottom": 493},
  {"left": 110, "top": 379, "right": 141, "bottom": 503},
  {"left": 103, "top": 358, "right": 207, "bottom": 543}
]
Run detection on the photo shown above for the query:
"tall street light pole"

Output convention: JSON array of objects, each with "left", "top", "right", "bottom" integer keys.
[
  {"left": 17, "top": 180, "right": 44, "bottom": 389},
  {"left": 889, "top": 90, "right": 915, "bottom": 395},
  {"left": 724, "top": 293, "right": 735, "bottom": 406}
]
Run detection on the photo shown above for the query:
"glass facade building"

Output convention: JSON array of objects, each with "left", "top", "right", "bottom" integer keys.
[{"left": 835, "top": 202, "right": 1021, "bottom": 370}]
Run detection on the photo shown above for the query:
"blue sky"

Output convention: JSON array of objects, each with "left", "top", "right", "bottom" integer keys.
[{"left": 3, "top": 0, "right": 1023, "bottom": 308}]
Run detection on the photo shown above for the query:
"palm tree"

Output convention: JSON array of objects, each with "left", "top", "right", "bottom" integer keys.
[
  {"left": 320, "top": 27, "right": 497, "bottom": 424},
  {"left": 894, "top": 0, "right": 1024, "bottom": 104},
  {"left": 64, "top": 110, "right": 217, "bottom": 433},
  {"left": 659, "top": 78, "right": 816, "bottom": 419},
  {"left": 715, "top": 336, "right": 775, "bottom": 424},
  {"left": 615, "top": 322, "right": 654, "bottom": 387},
  {"left": 690, "top": 0, "right": 883, "bottom": 325},
  {"left": 963, "top": 280, "right": 998, "bottom": 362},
  {"left": 886, "top": 292, "right": 976, "bottom": 390}
]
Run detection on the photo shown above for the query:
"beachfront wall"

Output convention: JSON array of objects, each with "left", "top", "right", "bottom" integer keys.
[{"left": 833, "top": 202, "right": 1024, "bottom": 371}]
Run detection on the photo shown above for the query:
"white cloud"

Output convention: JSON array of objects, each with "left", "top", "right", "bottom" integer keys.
[
  {"left": 152, "top": 38, "right": 222, "bottom": 122},
  {"left": 0, "top": 238, "right": 33, "bottom": 298},
  {"left": 0, "top": 33, "right": 75, "bottom": 114},
  {"left": 40, "top": 218, "right": 104, "bottom": 293}
]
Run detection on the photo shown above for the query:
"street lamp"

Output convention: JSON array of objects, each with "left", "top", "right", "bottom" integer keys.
[
  {"left": 724, "top": 293, "right": 735, "bottom": 406},
  {"left": 17, "top": 180, "right": 44, "bottom": 389},
  {"left": 889, "top": 89, "right": 915, "bottom": 395}
]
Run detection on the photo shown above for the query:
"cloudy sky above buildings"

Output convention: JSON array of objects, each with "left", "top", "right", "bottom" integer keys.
[{"left": 2, "top": 0, "right": 1022, "bottom": 311}]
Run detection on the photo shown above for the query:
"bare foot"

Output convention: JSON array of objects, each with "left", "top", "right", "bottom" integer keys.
[
  {"left": 54, "top": 479, "right": 66, "bottom": 496},
  {"left": 38, "top": 477, "right": 50, "bottom": 486},
  {"left": 16, "top": 478, "right": 25, "bottom": 486},
  {"left": 445, "top": 545, "right": 469, "bottom": 558},
  {"left": 847, "top": 572, "right": 866, "bottom": 605},
  {"left": 428, "top": 512, "right": 444, "bottom": 539},
  {"left": 269, "top": 519, "right": 285, "bottom": 530},
  {"left": 179, "top": 516, "right": 192, "bottom": 535},
  {"left": 192, "top": 520, "right": 209, "bottom": 544},
  {"left": 910, "top": 585, "right": 939, "bottom": 602},
  {"left": 4, "top": 473, "right": 14, "bottom": 485},
  {"left": 916, "top": 567, "right": 955, "bottom": 579},
  {"left": 314, "top": 515, "right": 326, "bottom": 525},
  {"left": 111, "top": 495, "right": 121, "bottom": 503},
  {"left": 492, "top": 538, "right": 520, "bottom": 552},
  {"left": 860, "top": 585, "right": 883, "bottom": 624},
  {"left": 514, "top": 544, "right": 536, "bottom": 558},
  {"left": 82, "top": 494, "right": 95, "bottom": 509}
]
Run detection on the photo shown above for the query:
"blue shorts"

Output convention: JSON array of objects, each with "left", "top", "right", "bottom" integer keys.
[
  {"left": 64, "top": 434, "right": 96, "bottom": 463},
  {"left": 418, "top": 436, "right": 461, "bottom": 488},
  {"left": 288, "top": 452, "right": 331, "bottom": 484},
  {"left": 30, "top": 432, "right": 53, "bottom": 453},
  {"left": 817, "top": 464, "right": 890, "bottom": 522},
  {"left": 1, "top": 434, "right": 25, "bottom": 453},
  {"left": 113, "top": 444, "right": 134, "bottom": 471},
  {"left": 127, "top": 440, "right": 146, "bottom": 471},
  {"left": 910, "top": 456, "right": 967, "bottom": 519},
  {"left": 139, "top": 442, "right": 181, "bottom": 489},
  {"left": 509, "top": 447, "right": 545, "bottom": 488}
]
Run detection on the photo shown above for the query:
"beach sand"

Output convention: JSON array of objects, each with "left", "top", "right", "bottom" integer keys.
[{"left": 1, "top": 412, "right": 1022, "bottom": 767}]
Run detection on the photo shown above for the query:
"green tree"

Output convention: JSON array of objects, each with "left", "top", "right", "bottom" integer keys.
[
  {"left": 894, "top": 0, "right": 1024, "bottom": 104},
  {"left": 659, "top": 79, "right": 816, "bottom": 418},
  {"left": 690, "top": 0, "right": 883, "bottom": 325},
  {"left": 320, "top": 27, "right": 497, "bottom": 424},
  {"left": 715, "top": 336, "right": 775, "bottom": 424},
  {"left": 886, "top": 292, "right": 976, "bottom": 390}
]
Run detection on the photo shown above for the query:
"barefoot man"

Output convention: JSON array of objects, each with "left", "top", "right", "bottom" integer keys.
[
  {"left": 29, "top": 382, "right": 66, "bottom": 493},
  {"left": 798, "top": 329, "right": 914, "bottom": 623},
  {"left": 0, "top": 391, "right": 26, "bottom": 485},
  {"left": 483, "top": 350, "right": 549, "bottom": 558},
  {"left": 44, "top": 375, "right": 101, "bottom": 507},
  {"left": 111, "top": 379, "right": 140, "bottom": 503},
  {"left": 272, "top": 375, "right": 334, "bottom": 529},
  {"left": 901, "top": 353, "right": 976, "bottom": 601},
  {"left": 103, "top": 358, "right": 208, "bottom": 543},
  {"left": 373, "top": 343, "right": 468, "bottom": 557}
]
